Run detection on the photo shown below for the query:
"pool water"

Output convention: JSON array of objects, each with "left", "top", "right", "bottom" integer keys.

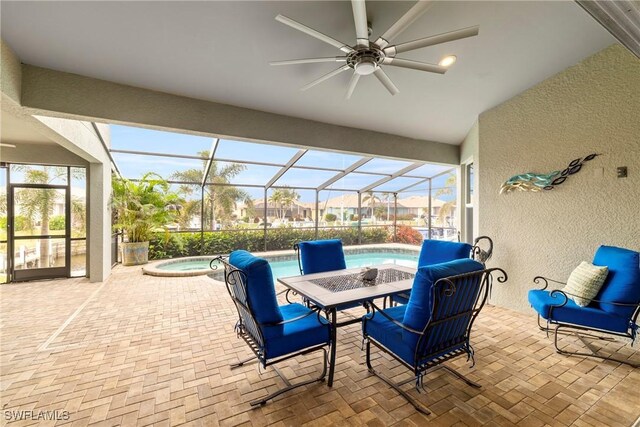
[
  {"left": 153, "top": 251, "right": 420, "bottom": 278},
  {"left": 269, "top": 252, "right": 418, "bottom": 279},
  {"left": 160, "top": 261, "right": 214, "bottom": 271}
]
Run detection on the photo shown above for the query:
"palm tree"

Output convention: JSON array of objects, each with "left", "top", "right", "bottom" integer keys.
[
  {"left": 170, "top": 151, "right": 252, "bottom": 229},
  {"left": 269, "top": 188, "right": 299, "bottom": 220},
  {"left": 435, "top": 173, "right": 457, "bottom": 227},
  {"left": 362, "top": 191, "right": 381, "bottom": 222}
]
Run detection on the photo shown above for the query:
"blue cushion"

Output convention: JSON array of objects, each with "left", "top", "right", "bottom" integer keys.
[
  {"left": 418, "top": 240, "right": 473, "bottom": 267},
  {"left": 391, "top": 240, "right": 474, "bottom": 306},
  {"left": 528, "top": 289, "right": 630, "bottom": 333},
  {"left": 592, "top": 246, "right": 640, "bottom": 318},
  {"left": 263, "top": 303, "right": 331, "bottom": 359},
  {"left": 299, "top": 239, "right": 347, "bottom": 274},
  {"left": 402, "top": 258, "right": 484, "bottom": 347},
  {"left": 363, "top": 305, "right": 419, "bottom": 366},
  {"left": 363, "top": 305, "right": 465, "bottom": 367},
  {"left": 229, "top": 250, "right": 283, "bottom": 325},
  {"left": 299, "top": 239, "right": 358, "bottom": 310}
]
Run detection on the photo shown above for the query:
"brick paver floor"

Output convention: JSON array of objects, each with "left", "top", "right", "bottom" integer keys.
[{"left": 1, "top": 266, "right": 638, "bottom": 426}]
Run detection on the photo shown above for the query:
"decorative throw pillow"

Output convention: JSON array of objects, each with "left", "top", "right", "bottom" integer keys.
[{"left": 562, "top": 261, "right": 608, "bottom": 307}]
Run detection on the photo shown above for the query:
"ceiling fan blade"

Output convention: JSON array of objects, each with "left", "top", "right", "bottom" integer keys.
[
  {"left": 301, "top": 65, "right": 351, "bottom": 91},
  {"left": 384, "top": 25, "right": 479, "bottom": 56},
  {"left": 270, "top": 57, "right": 347, "bottom": 66},
  {"left": 374, "top": 1, "right": 434, "bottom": 48},
  {"left": 351, "top": 0, "right": 369, "bottom": 47},
  {"left": 276, "top": 14, "right": 354, "bottom": 53},
  {"left": 345, "top": 72, "right": 361, "bottom": 99},
  {"left": 373, "top": 68, "right": 399, "bottom": 95},
  {"left": 382, "top": 57, "right": 447, "bottom": 74}
]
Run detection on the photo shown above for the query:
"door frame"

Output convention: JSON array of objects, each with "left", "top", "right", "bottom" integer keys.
[{"left": 8, "top": 183, "right": 71, "bottom": 281}]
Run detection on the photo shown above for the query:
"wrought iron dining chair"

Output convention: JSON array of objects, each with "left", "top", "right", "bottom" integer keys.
[
  {"left": 390, "top": 236, "right": 494, "bottom": 306},
  {"left": 217, "top": 250, "right": 332, "bottom": 406},
  {"left": 293, "top": 239, "right": 364, "bottom": 321},
  {"left": 362, "top": 258, "right": 507, "bottom": 414},
  {"left": 528, "top": 245, "right": 640, "bottom": 367}
]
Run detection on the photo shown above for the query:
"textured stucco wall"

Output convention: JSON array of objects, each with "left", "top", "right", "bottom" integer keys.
[
  {"left": 19, "top": 64, "right": 459, "bottom": 165},
  {"left": 0, "top": 39, "right": 21, "bottom": 105},
  {"left": 478, "top": 44, "right": 640, "bottom": 312}
]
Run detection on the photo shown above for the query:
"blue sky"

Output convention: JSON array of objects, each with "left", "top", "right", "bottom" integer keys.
[{"left": 110, "top": 124, "right": 456, "bottom": 202}]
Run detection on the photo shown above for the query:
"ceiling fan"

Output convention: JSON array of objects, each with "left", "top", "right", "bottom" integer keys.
[{"left": 270, "top": 0, "right": 479, "bottom": 99}]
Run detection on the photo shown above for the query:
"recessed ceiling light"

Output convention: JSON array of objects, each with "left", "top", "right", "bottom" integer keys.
[
  {"left": 0, "top": 143, "right": 16, "bottom": 148},
  {"left": 438, "top": 55, "right": 457, "bottom": 67}
]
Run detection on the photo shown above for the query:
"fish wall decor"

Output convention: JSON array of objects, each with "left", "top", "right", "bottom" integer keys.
[{"left": 500, "top": 153, "right": 598, "bottom": 194}]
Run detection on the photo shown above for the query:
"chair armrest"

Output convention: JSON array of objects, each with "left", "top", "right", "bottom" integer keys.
[
  {"left": 261, "top": 305, "right": 322, "bottom": 327},
  {"left": 559, "top": 291, "right": 640, "bottom": 308},
  {"left": 365, "top": 301, "right": 424, "bottom": 336},
  {"left": 533, "top": 276, "right": 567, "bottom": 290}
]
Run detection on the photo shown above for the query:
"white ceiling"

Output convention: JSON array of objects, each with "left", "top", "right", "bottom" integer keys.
[{"left": 1, "top": 1, "right": 615, "bottom": 145}]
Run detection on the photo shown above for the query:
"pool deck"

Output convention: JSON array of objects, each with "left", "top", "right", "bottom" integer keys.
[
  {"left": 1, "top": 264, "right": 639, "bottom": 426},
  {"left": 143, "top": 243, "right": 422, "bottom": 277}
]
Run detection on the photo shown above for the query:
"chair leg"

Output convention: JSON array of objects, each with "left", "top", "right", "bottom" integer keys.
[
  {"left": 554, "top": 325, "right": 640, "bottom": 369},
  {"left": 230, "top": 355, "right": 257, "bottom": 369},
  {"left": 437, "top": 366, "right": 481, "bottom": 388},
  {"left": 250, "top": 348, "right": 328, "bottom": 406},
  {"left": 365, "top": 340, "right": 431, "bottom": 415}
]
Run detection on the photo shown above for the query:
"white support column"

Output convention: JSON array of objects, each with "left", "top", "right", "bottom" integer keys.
[{"left": 88, "top": 161, "right": 112, "bottom": 282}]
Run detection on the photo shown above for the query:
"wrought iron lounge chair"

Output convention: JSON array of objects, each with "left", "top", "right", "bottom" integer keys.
[
  {"left": 528, "top": 245, "right": 640, "bottom": 368},
  {"left": 216, "top": 250, "right": 332, "bottom": 406},
  {"left": 362, "top": 258, "right": 507, "bottom": 414}
]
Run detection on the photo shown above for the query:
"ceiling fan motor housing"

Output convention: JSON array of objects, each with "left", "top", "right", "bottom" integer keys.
[{"left": 348, "top": 48, "right": 384, "bottom": 75}]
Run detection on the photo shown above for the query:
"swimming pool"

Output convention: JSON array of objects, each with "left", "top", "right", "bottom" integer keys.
[
  {"left": 142, "top": 246, "right": 419, "bottom": 278},
  {"left": 268, "top": 252, "right": 418, "bottom": 280}
]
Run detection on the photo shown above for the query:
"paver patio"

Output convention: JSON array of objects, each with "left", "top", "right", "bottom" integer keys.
[{"left": 1, "top": 266, "right": 638, "bottom": 426}]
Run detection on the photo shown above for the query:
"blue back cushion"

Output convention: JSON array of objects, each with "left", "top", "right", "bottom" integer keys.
[
  {"left": 592, "top": 245, "right": 640, "bottom": 318},
  {"left": 299, "top": 239, "right": 347, "bottom": 275},
  {"left": 229, "top": 250, "right": 283, "bottom": 325},
  {"left": 418, "top": 240, "right": 472, "bottom": 267},
  {"left": 402, "top": 258, "right": 484, "bottom": 347}
]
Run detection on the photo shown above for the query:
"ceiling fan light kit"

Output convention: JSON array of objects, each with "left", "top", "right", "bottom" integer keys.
[{"left": 271, "top": 0, "right": 479, "bottom": 99}]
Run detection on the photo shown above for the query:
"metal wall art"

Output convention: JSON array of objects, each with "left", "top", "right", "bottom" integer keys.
[{"left": 500, "top": 153, "right": 598, "bottom": 194}]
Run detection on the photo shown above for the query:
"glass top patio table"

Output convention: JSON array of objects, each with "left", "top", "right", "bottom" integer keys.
[{"left": 277, "top": 264, "right": 416, "bottom": 310}]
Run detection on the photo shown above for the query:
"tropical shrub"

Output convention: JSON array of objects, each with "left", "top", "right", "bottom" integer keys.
[
  {"left": 148, "top": 227, "right": 390, "bottom": 260},
  {"left": 49, "top": 215, "right": 66, "bottom": 230},
  {"left": 111, "top": 173, "right": 176, "bottom": 243},
  {"left": 324, "top": 213, "right": 337, "bottom": 222},
  {"left": 393, "top": 225, "right": 424, "bottom": 245}
]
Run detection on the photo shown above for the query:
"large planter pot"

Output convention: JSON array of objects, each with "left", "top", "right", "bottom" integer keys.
[{"left": 121, "top": 241, "right": 149, "bottom": 266}]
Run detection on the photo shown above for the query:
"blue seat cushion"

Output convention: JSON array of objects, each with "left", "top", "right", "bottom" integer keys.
[
  {"left": 363, "top": 305, "right": 465, "bottom": 367},
  {"left": 403, "top": 258, "right": 484, "bottom": 347},
  {"left": 229, "top": 250, "right": 283, "bottom": 325},
  {"left": 363, "top": 305, "right": 419, "bottom": 366},
  {"left": 528, "top": 289, "right": 630, "bottom": 333},
  {"left": 299, "top": 239, "right": 347, "bottom": 274},
  {"left": 418, "top": 240, "right": 473, "bottom": 267},
  {"left": 263, "top": 303, "right": 330, "bottom": 359},
  {"left": 592, "top": 246, "right": 640, "bottom": 318}
]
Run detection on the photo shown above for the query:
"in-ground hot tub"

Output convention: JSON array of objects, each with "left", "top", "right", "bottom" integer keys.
[
  {"left": 143, "top": 256, "right": 222, "bottom": 277},
  {"left": 143, "top": 245, "right": 420, "bottom": 278}
]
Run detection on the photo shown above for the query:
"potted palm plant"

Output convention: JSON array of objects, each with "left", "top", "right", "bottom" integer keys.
[{"left": 111, "top": 173, "right": 175, "bottom": 266}]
